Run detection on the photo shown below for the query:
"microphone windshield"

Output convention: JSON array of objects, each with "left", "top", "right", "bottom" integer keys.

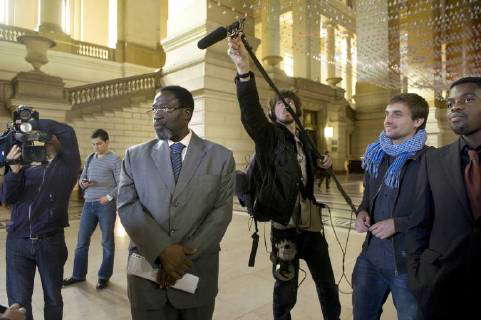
[{"left": 197, "top": 27, "right": 227, "bottom": 49}]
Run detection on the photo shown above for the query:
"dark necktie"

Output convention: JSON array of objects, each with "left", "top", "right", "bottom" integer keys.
[
  {"left": 465, "top": 149, "right": 481, "bottom": 220},
  {"left": 170, "top": 142, "right": 185, "bottom": 183}
]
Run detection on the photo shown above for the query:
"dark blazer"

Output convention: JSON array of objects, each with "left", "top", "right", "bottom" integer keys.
[
  {"left": 405, "top": 138, "right": 481, "bottom": 319},
  {"left": 357, "top": 147, "right": 430, "bottom": 274}
]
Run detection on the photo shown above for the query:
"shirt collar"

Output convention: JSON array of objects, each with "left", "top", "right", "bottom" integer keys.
[
  {"left": 95, "top": 151, "right": 111, "bottom": 159},
  {"left": 168, "top": 130, "right": 192, "bottom": 149},
  {"left": 460, "top": 136, "right": 481, "bottom": 154}
]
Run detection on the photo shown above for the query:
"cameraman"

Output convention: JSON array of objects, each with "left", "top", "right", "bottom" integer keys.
[
  {"left": 1, "top": 119, "right": 81, "bottom": 320},
  {"left": 228, "top": 37, "right": 341, "bottom": 320}
]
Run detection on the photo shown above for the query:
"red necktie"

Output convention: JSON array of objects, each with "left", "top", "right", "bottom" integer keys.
[{"left": 465, "top": 150, "right": 481, "bottom": 220}]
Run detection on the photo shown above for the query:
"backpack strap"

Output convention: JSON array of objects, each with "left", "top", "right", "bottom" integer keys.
[
  {"left": 248, "top": 219, "right": 259, "bottom": 267},
  {"left": 84, "top": 152, "right": 95, "bottom": 179}
]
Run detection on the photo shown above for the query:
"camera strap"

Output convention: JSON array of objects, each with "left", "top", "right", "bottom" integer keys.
[{"left": 248, "top": 219, "right": 259, "bottom": 267}]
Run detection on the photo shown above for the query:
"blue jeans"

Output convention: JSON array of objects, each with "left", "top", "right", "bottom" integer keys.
[
  {"left": 6, "top": 232, "right": 68, "bottom": 320},
  {"left": 272, "top": 229, "right": 341, "bottom": 320},
  {"left": 72, "top": 200, "right": 116, "bottom": 280},
  {"left": 352, "top": 253, "right": 417, "bottom": 320}
]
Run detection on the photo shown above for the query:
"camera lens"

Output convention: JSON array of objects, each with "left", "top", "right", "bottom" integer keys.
[
  {"left": 20, "top": 122, "right": 33, "bottom": 133},
  {"left": 19, "top": 109, "right": 32, "bottom": 121}
]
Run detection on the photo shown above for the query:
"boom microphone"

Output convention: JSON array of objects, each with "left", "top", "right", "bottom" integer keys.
[{"left": 197, "top": 18, "right": 245, "bottom": 49}]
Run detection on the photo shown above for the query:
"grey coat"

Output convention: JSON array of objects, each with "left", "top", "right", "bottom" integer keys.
[{"left": 117, "top": 131, "right": 235, "bottom": 310}]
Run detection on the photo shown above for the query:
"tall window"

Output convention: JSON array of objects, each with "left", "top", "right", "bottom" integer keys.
[
  {"left": 61, "top": 0, "right": 70, "bottom": 33},
  {"left": 280, "top": 11, "right": 293, "bottom": 77},
  {"left": 283, "top": 54, "right": 294, "bottom": 77},
  {"left": 0, "top": 0, "right": 9, "bottom": 24},
  {"left": 108, "top": 0, "right": 117, "bottom": 48},
  {"left": 335, "top": 28, "right": 347, "bottom": 89},
  {"left": 319, "top": 16, "right": 329, "bottom": 83}
]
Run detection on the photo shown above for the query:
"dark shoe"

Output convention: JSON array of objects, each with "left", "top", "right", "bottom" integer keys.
[
  {"left": 96, "top": 279, "right": 109, "bottom": 290},
  {"left": 62, "top": 277, "right": 85, "bottom": 287}
]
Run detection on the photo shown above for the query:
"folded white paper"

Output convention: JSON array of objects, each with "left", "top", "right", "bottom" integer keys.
[{"left": 127, "top": 253, "right": 199, "bottom": 294}]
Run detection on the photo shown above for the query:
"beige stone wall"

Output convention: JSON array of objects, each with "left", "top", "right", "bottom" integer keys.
[
  {"left": 10, "top": 0, "right": 38, "bottom": 30},
  {"left": 69, "top": 102, "right": 155, "bottom": 161},
  {"left": 123, "top": 0, "right": 161, "bottom": 48},
  {"left": 81, "top": 0, "right": 109, "bottom": 46}
]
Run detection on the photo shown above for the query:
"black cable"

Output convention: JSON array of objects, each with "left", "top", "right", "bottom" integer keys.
[
  {"left": 248, "top": 216, "right": 253, "bottom": 231},
  {"left": 298, "top": 266, "right": 308, "bottom": 288},
  {"left": 326, "top": 204, "right": 354, "bottom": 295}
]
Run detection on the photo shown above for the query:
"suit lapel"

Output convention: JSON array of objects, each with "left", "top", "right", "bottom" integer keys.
[
  {"left": 151, "top": 140, "right": 175, "bottom": 195},
  {"left": 174, "top": 132, "right": 207, "bottom": 198},
  {"left": 440, "top": 139, "right": 472, "bottom": 218}
]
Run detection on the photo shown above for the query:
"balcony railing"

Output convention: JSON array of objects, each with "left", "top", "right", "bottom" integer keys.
[
  {"left": 0, "top": 23, "right": 34, "bottom": 43},
  {"left": 74, "top": 40, "right": 115, "bottom": 61},
  {"left": 0, "top": 23, "right": 115, "bottom": 61},
  {"left": 65, "top": 72, "right": 162, "bottom": 107}
]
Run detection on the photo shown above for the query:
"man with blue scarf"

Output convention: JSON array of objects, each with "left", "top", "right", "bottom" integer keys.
[{"left": 352, "top": 93, "right": 430, "bottom": 320}]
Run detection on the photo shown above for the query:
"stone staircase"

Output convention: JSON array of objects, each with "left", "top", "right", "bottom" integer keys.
[
  {"left": 64, "top": 71, "right": 162, "bottom": 160},
  {"left": 66, "top": 72, "right": 161, "bottom": 119}
]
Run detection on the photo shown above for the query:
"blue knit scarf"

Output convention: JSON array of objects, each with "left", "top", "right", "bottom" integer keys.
[{"left": 362, "top": 129, "right": 427, "bottom": 189}]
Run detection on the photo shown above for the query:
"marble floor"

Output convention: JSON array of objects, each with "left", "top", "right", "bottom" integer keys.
[{"left": 0, "top": 174, "right": 399, "bottom": 319}]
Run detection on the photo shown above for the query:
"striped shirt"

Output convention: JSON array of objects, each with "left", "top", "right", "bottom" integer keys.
[{"left": 79, "top": 151, "right": 122, "bottom": 202}]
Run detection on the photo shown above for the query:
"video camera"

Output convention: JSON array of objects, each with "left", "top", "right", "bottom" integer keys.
[{"left": 0, "top": 106, "right": 51, "bottom": 167}]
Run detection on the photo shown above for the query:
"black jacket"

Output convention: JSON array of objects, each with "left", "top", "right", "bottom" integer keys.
[
  {"left": 405, "top": 139, "right": 481, "bottom": 319},
  {"left": 1, "top": 120, "right": 81, "bottom": 238},
  {"left": 357, "top": 146, "right": 429, "bottom": 274},
  {"left": 236, "top": 73, "right": 321, "bottom": 225}
]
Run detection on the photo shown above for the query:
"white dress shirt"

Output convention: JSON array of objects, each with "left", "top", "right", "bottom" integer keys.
[{"left": 168, "top": 130, "right": 192, "bottom": 162}]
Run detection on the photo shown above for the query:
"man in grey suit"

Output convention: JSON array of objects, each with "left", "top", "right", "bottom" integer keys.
[{"left": 117, "top": 85, "right": 235, "bottom": 320}]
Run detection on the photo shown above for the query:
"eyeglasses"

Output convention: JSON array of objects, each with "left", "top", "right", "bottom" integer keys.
[
  {"left": 446, "top": 94, "right": 478, "bottom": 109},
  {"left": 147, "top": 104, "right": 186, "bottom": 117}
]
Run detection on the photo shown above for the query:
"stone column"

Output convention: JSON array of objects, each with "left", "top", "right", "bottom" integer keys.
[
  {"left": 261, "top": 0, "right": 282, "bottom": 70},
  {"left": 326, "top": 20, "right": 336, "bottom": 79},
  {"left": 292, "top": 0, "right": 320, "bottom": 80},
  {"left": 308, "top": 1, "right": 321, "bottom": 82},
  {"left": 71, "top": 0, "right": 82, "bottom": 40},
  {"left": 344, "top": 31, "right": 353, "bottom": 100},
  {"left": 11, "top": 0, "right": 37, "bottom": 30},
  {"left": 160, "top": 0, "right": 168, "bottom": 41},
  {"left": 38, "top": 0, "right": 64, "bottom": 34},
  {"left": 292, "top": 0, "right": 308, "bottom": 78},
  {"left": 116, "top": 0, "right": 164, "bottom": 71}
]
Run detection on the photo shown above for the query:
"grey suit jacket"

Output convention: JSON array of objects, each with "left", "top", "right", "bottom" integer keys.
[{"left": 117, "top": 131, "right": 235, "bottom": 309}]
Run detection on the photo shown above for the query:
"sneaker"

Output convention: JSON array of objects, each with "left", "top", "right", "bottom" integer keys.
[
  {"left": 62, "top": 277, "right": 85, "bottom": 287},
  {"left": 96, "top": 279, "right": 109, "bottom": 290}
]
